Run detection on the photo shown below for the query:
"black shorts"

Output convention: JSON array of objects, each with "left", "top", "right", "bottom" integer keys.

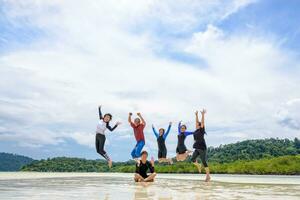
[
  {"left": 158, "top": 149, "right": 167, "bottom": 158},
  {"left": 176, "top": 145, "right": 187, "bottom": 154},
  {"left": 191, "top": 149, "right": 208, "bottom": 167}
]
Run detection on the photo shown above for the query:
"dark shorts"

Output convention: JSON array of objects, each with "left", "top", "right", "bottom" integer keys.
[
  {"left": 176, "top": 145, "right": 187, "bottom": 154},
  {"left": 191, "top": 149, "right": 208, "bottom": 167},
  {"left": 158, "top": 149, "right": 167, "bottom": 158}
]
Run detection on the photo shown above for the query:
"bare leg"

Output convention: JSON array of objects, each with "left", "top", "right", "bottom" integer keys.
[
  {"left": 186, "top": 150, "right": 193, "bottom": 154},
  {"left": 176, "top": 153, "right": 188, "bottom": 161},
  {"left": 176, "top": 153, "right": 180, "bottom": 161},
  {"left": 108, "top": 159, "right": 112, "bottom": 168},
  {"left": 205, "top": 167, "right": 211, "bottom": 182},
  {"left": 193, "top": 161, "right": 202, "bottom": 173},
  {"left": 158, "top": 158, "right": 173, "bottom": 164},
  {"left": 144, "top": 172, "right": 157, "bottom": 182},
  {"left": 176, "top": 154, "right": 184, "bottom": 161},
  {"left": 134, "top": 173, "right": 145, "bottom": 182}
]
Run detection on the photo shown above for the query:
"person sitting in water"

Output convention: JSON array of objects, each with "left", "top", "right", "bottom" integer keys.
[
  {"left": 176, "top": 121, "right": 193, "bottom": 161},
  {"left": 134, "top": 151, "right": 156, "bottom": 182},
  {"left": 128, "top": 112, "right": 146, "bottom": 160},
  {"left": 152, "top": 122, "right": 173, "bottom": 164},
  {"left": 191, "top": 109, "right": 211, "bottom": 182}
]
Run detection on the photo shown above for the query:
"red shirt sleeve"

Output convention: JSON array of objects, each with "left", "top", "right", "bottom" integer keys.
[{"left": 130, "top": 122, "right": 136, "bottom": 128}]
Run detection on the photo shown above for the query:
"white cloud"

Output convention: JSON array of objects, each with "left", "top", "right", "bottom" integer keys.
[
  {"left": 0, "top": 0, "right": 299, "bottom": 160},
  {"left": 276, "top": 98, "right": 300, "bottom": 131},
  {"left": 68, "top": 132, "right": 95, "bottom": 148}
]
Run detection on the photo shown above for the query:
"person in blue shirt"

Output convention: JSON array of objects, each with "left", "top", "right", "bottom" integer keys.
[
  {"left": 176, "top": 121, "right": 193, "bottom": 161},
  {"left": 152, "top": 122, "right": 173, "bottom": 164}
]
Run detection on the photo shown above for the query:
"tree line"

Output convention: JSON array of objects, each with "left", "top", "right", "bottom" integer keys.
[{"left": 19, "top": 138, "right": 300, "bottom": 175}]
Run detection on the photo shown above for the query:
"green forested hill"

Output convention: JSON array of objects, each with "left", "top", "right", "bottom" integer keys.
[
  {"left": 112, "top": 154, "right": 300, "bottom": 175},
  {"left": 207, "top": 138, "right": 300, "bottom": 163},
  {"left": 20, "top": 138, "right": 300, "bottom": 175},
  {"left": 0, "top": 152, "right": 35, "bottom": 171}
]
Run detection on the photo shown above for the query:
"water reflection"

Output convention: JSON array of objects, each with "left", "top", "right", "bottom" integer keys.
[
  {"left": 134, "top": 184, "right": 149, "bottom": 199},
  {"left": 0, "top": 173, "right": 299, "bottom": 200}
]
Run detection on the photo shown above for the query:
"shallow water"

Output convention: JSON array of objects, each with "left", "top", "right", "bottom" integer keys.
[{"left": 0, "top": 173, "right": 299, "bottom": 200}]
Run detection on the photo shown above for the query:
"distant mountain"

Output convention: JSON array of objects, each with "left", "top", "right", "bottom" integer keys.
[{"left": 0, "top": 152, "right": 35, "bottom": 171}]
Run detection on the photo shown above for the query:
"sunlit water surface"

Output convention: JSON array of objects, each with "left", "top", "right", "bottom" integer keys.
[{"left": 0, "top": 172, "right": 299, "bottom": 200}]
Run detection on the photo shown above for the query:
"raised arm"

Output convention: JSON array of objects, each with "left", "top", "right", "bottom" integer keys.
[
  {"left": 163, "top": 122, "right": 172, "bottom": 139},
  {"left": 137, "top": 113, "right": 146, "bottom": 126},
  {"left": 178, "top": 121, "right": 182, "bottom": 134},
  {"left": 98, "top": 106, "right": 103, "bottom": 120},
  {"left": 128, "top": 112, "right": 133, "bottom": 124},
  {"left": 152, "top": 125, "right": 159, "bottom": 138},
  {"left": 150, "top": 157, "right": 155, "bottom": 172},
  {"left": 184, "top": 131, "right": 194, "bottom": 136},
  {"left": 106, "top": 122, "right": 121, "bottom": 132},
  {"left": 200, "top": 109, "right": 206, "bottom": 128},
  {"left": 106, "top": 123, "right": 117, "bottom": 132},
  {"left": 195, "top": 111, "right": 200, "bottom": 129}
]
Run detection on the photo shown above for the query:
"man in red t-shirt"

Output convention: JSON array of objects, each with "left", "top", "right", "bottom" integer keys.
[{"left": 128, "top": 112, "right": 146, "bottom": 159}]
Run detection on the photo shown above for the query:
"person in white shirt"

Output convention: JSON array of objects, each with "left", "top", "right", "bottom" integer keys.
[{"left": 96, "top": 105, "right": 121, "bottom": 168}]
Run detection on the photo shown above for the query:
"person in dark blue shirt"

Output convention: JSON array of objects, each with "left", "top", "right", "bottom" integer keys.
[
  {"left": 152, "top": 122, "right": 173, "bottom": 164},
  {"left": 176, "top": 121, "right": 193, "bottom": 161}
]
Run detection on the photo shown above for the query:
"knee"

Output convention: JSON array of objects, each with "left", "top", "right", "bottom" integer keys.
[
  {"left": 131, "top": 151, "right": 136, "bottom": 158},
  {"left": 99, "top": 149, "right": 106, "bottom": 155},
  {"left": 134, "top": 175, "right": 139, "bottom": 182}
]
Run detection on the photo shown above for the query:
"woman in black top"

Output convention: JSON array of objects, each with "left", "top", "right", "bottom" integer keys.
[
  {"left": 176, "top": 121, "right": 193, "bottom": 161},
  {"left": 134, "top": 151, "right": 156, "bottom": 182},
  {"left": 191, "top": 109, "right": 211, "bottom": 182},
  {"left": 152, "top": 122, "right": 173, "bottom": 164}
]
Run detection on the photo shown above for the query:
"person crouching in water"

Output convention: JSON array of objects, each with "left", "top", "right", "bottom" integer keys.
[
  {"left": 152, "top": 122, "right": 173, "bottom": 164},
  {"left": 95, "top": 105, "right": 121, "bottom": 168},
  {"left": 134, "top": 151, "right": 156, "bottom": 182},
  {"left": 191, "top": 109, "right": 211, "bottom": 182},
  {"left": 128, "top": 112, "right": 146, "bottom": 161}
]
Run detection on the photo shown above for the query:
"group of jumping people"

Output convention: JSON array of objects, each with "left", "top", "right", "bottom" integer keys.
[{"left": 95, "top": 106, "right": 211, "bottom": 182}]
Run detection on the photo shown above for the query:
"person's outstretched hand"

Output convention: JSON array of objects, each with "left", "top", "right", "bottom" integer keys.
[
  {"left": 137, "top": 112, "right": 141, "bottom": 117},
  {"left": 116, "top": 122, "right": 122, "bottom": 126},
  {"left": 200, "top": 109, "right": 206, "bottom": 115},
  {"left": 150, "top": 156, "right": 155, "bottom": 166},
  {"left": 169, "top": 122, "right": 172, "bottom": 126},
  {"left": 129, "top": 112, "right": 132, "bottom": 116},
  {"left": 195, "top": 110, "right": 198, "bottom": 115}
]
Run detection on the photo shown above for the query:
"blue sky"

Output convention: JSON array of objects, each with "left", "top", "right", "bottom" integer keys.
[{"left": 0, "top": 0, "right": 300, "bottom": 161}]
